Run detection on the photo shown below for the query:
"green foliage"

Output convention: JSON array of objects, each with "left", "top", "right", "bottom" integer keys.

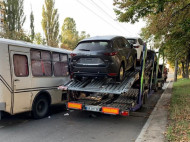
[
  {"left": 61, "top": 17, "right": 90, "bottom": 50},
  {"left": 33, "top": 33, "right": 46, "bottom": 45},
  {"left": 4, "top": 0, "right": 26, "bottom": 32},
  {"left": 0, "top": 0, "right": 30, "bottom": 42},
  {"left": 61, "top": 17, "right": 78, "bottom": 50},
  {"left": 143, "top": 1, "right": 190, "bottom": 76},
  {"left": 30, "top": 10, "right": 35, "bottom": 42},
  {"left": 113, "top": 0, "right": 176, "bottom": 23},
  {"left": 42, "top": 0, "right": 59, "bottom": 47},
  {"left": 78, "top": 31, "right": 90, "bottom": 41}
]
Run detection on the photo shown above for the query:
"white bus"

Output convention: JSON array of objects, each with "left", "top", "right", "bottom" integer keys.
[{"left": 0, "top": 38, "right": 70, "bottom": 119}]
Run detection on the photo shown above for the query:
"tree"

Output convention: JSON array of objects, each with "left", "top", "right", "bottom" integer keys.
[
  {"left": 30, "top": 9, "right": 35, "bottom": 42},
  {"left": 41, "top": 0, "right": 59, "bottom": 47},
  {"left": 141, "top": 1, "right": 190, "bottom": 80},
  {"left": 34, "top": 33, "right": 43, "bottom": 45},
  {"left": 78, "top": 31, "right": 90, "bottom": 41},
  {"left": 61, "top": 17, "right": 79, "bottom": 50},
  {"left": 61, "top": 17, "right": 90, "bottom": 50},
  {"left": 113, "top": 0, "right": 178, "bottom": 23},
  {"left": 114, "top": 0, "right": 190, "bottom": 80},
  {"left": 1, "top": 0, "right": 29, "bottom": 41}
]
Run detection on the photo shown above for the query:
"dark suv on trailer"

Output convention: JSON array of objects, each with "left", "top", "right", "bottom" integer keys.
[{"left": 70, "top": 36, "right": 137, "bottom": 81}]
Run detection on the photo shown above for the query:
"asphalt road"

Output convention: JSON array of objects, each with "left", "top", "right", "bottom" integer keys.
[{"left": 0, "top": 84, "right": 167, "bottom": 142}]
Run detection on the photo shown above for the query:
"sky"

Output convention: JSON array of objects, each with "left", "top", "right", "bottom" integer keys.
[{"left": 23, "top": 0, "right": 146, "bottom": 38}]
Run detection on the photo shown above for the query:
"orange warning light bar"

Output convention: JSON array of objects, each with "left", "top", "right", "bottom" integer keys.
[
  {"left": 68, "top": 102, "right": 82, "bottom": 110},
  {"left": 102, "top": 107, "right": 119, "bottom": 115}
]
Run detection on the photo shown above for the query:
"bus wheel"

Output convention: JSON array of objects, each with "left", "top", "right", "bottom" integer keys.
[{"left": 32, "top": 95, "right": 50, "bottom": 119}]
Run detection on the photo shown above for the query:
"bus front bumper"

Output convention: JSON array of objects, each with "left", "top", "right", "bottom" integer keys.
[{"left": 0, "top": 102, "right": 5, "bottom": 111}]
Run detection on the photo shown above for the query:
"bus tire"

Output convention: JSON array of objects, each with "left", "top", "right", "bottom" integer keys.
[{"left": 32, "top": 95, "right": 50, "bottom": 119}]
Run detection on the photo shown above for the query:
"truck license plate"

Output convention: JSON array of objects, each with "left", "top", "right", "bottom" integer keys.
[{"left": 85, "top": 105, "right": 101, "bottom": 112}]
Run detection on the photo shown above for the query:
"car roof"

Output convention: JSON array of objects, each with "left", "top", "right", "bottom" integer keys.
[{"left": 80, "top": 35, "right": 124, "bottom": 42}]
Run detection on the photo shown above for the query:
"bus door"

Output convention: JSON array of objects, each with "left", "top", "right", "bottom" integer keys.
[{"left": 10, "top": 51, "right": 32, "bottom": 114}]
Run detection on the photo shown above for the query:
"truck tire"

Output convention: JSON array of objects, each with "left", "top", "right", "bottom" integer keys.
[{"left": 32, "top": 95, "right": 50, "bottom": 119}]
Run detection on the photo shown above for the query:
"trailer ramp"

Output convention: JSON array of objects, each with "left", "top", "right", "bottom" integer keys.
[{"left": 64, "top": 69, "right": 140, "bottom": 95}]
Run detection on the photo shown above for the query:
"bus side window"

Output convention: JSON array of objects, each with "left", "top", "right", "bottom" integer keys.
[
  {"left": 13, "top": 54, "right": 29, "bottom": 77},
  {"left": 41, "top": 51, "right": 52, "bottom": 76},
  {"left": 31, "top": 50, "right": 52, "bottom": 77},
  {"left": 53, "top": 53, "right": 68, "bottom": 76}
]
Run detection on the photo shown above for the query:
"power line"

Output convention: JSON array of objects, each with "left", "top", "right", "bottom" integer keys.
[
  {"left": 98, "top": 0, "right": 134, "bottom": 36},
  {"left": 98, "top": 0, "right": 113, "bottom": 13},
  {"left": 89, "top": 0, "right": 113, "bottom": 20},
  {"left": 76, "top": 0, "right": 126, "bottom": 35},
  {"left": 90, "top": 0, "right": 133, "bottom": 36},
  {"left": 77, "top": 0, "right": 126, "bottom": 35}
]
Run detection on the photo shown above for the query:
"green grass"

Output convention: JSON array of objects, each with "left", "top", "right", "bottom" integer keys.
[{"left": 166, "top": 79, "right": 190, "bottom": 142}]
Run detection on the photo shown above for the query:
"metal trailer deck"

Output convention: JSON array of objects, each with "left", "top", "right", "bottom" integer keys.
[
  {"left": 64, "top": 69, "right": 140, "bottom": 95},
  {"left": 61, "top": 46, "right": 159, "bottom": 116}
]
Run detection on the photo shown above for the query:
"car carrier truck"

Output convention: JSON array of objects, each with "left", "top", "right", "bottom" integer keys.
[{"left": 58, "top": 45, "right": 165, "bottom": 116}]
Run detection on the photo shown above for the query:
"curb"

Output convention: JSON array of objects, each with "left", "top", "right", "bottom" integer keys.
[{"left": 135, "top": 81, "right": 173, "bottom": 142}]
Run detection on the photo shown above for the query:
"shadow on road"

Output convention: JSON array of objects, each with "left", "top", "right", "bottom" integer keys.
[
  {"left": 0, "top": 104, "right": 67, "bottom": 127},
  {"left": 0, "top": 88, "right": 164, "bottom": 128}
]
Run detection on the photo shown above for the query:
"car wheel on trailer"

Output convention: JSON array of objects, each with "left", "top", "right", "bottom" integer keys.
[
  {"left": 117, "top": 64, "right": 125, "bottom": 82},
  {"left": 32, "top": 95, "right": 50, "bottom": 119},
  {"left": 131, "top": 57, "right": 137, "bottom": 70}
]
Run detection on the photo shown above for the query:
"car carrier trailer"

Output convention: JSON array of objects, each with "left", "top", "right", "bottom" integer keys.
[{"left": 59, "top": 46, "right": 162, "bottom": 116}]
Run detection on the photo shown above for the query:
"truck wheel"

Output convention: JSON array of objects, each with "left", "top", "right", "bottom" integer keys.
[
  {"left": 117, "top": 65, "right": 124, "bottom": 82},
  {"left": 32, "top": 95, "right": 50, "bottom": 119}
]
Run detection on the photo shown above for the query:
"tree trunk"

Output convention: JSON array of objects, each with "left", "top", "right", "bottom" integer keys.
[
  {"left": 174, "top": 59, "right": 178, "bottom": 82},
  {"left": 181, "top": 62, "right": 185, "bottom": 78},
  {"left": 185, "top": 56, "right": 189, "bottom": 79}
]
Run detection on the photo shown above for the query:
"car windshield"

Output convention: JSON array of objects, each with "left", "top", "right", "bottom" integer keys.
[
  {"left": 127, "top": 39, "right": 137, "bottom": 44},
  {"left": 75, "top": 41, "right": 110, "bottom": 51}
]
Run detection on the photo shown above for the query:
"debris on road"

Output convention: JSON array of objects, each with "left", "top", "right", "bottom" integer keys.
[{"left": 64, "top": 113, "right": 69, "bottom": 116}]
